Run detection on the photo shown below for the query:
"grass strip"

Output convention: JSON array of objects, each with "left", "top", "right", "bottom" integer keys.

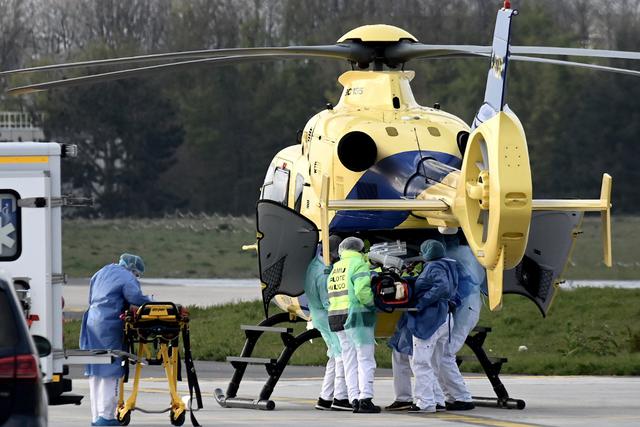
[{"left": 63, "top": 216, "right": 639, "bottom": 279}]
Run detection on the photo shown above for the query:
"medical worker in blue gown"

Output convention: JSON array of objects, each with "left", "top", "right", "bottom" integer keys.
[
  {"left": 435, "top": 231, "right": 485, "bottom": 410},
  {"left": 387, "top": 239, "right": 457, "bottom": 413},
  {"left": 80, "top": 253, "right": 151, "bottom": 426}
]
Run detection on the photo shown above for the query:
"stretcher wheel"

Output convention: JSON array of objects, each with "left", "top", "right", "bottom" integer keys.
[
  {"left": 170, "top": 410, "right": 185, "bottom": 426},
  {"left": 117, "top": 410, "right": 131, "bottom": 426}
]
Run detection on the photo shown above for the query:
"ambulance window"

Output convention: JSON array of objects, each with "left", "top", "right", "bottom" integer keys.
[
  {"left": 294, "top": 173, "right": 305, "bottom": 212},
  {"left": 0, "top": 192, "right": 20, "bottom": 261},
  {"left": 262, "top": 167, "right": 289, "bottom": 204}
]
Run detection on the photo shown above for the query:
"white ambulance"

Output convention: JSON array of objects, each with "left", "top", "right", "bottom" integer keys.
[{"left": 0, "top": 141, "right": 114, "bottom": 405}]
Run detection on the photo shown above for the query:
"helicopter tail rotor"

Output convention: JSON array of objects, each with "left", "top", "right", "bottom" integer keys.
[{"left": 453, "top": 111, "right": 532, "bottom": 311}]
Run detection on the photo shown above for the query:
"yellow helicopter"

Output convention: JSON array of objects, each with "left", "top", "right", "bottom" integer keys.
[{"left": 2, "top": 0, "right": 636, "bottom": 411}]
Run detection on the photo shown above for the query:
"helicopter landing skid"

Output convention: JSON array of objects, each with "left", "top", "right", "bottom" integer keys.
[{"left": 214, "top": 312, "right": 320, "bottom": 410}]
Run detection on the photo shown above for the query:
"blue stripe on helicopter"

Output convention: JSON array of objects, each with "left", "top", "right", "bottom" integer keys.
[{"left": 329, "top": 150, "right": 461, "bottom": 232}]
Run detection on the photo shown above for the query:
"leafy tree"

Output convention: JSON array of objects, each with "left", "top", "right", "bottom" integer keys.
[{"left": 42, "top": 77, "right": 184, "bottom": 217}]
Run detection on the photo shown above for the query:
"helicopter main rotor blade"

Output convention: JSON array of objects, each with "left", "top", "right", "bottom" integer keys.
[
  {"left": 384, "top": 42, "right": 491, "bottom": 63},
  {"left": 511, "top": 46, "right": 640, "bottom": 61},
  {"left": 0, "top": 44, "right": 373, "bottom": 77},
  {"left": 509, "top": 55, "right": 640, "bottom": 77},
  {"left": 6, "top": 53, "right": 340, "bottom": 96},
  {"left": 434, "top": 53, "right": 640, "bottom": 78}
]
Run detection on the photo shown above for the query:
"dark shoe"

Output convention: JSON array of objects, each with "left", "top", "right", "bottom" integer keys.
[
  {"left": 384, "top": 400, "right": 413, "bottom": 411},
  {"left": 357, "top": 398, "right": 381, "bottom": 414},
  {"left": 436, "top": 404, "right": 447, "bottom": 412},
  {"left": 351, "top": 399, "right": 360, "bottom": 413},
  {"left": 315, "top": 397, "right": 333, "bottom": 410},
  {"left": 408, "top": 404, "right": 436, "bottom": 413},
  {"left": 331, "top": 398, "right": 352, "bottom": 411},
  {"left": 446, "top": 400, "right": 475, "bottom": 411}
]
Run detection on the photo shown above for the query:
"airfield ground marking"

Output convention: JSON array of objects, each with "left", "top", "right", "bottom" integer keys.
[{"left": 428, "top": 413, "right": 546, "bottom": 427}]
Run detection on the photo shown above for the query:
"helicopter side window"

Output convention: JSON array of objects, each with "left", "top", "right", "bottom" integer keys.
[
  {"left": 261, "top": 167, "right": 290, "bottom": 205},
  {"left": 294, "top": 173, "right": 305, "bottom": 212}
]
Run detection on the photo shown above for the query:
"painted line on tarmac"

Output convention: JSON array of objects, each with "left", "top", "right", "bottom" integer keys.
[
  {"left": 430, "top": 413, "right": 546, "bottom": 427},
  {"left": 130, "top": 386, "right": 215, "bottom": 397},
  {"left": 275, "top": 396, "right": 319, "bottom": 405}
]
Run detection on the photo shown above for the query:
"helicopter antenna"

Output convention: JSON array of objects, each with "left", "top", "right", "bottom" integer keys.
[{"left": 413, "top": 128, "right": 429, "bottom": 184}]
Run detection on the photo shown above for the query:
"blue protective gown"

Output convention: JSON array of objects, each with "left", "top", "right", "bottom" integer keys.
[
  {"left": 388, "top": 312, "right": 413, "bottom": 355},
  {"left": 446, "top": 244, "right": 485, "bottom": 350},
  {"left": 447, "top": 244, "right": 486, "bottom": 298},
  {"left": 406, "top": 258, "right": 458, "bottom": 341},
  {"left": 304, "top": 254, "right": 342, "bottom": 358},
  {"left": 80, "top": 264, "right": 151, "bottom": 377}
]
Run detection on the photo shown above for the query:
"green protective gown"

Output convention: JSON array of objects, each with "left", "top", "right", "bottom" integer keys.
[
  {"left": 341, "top": 250, "right": 377, "bottom": 347},
  {"left": 304, "top": 254, "right": 342, "bottom": 358}
]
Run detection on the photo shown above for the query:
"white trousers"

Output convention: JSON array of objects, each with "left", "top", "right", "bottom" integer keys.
[
  {"left": 437, "top": 294, "right": 480, "bottom": 403},
  {"left": 337, "top": 330, "right": 376, "bottom": 401},
  {"left": 89, "top": 375, "right": 119, "bottom": 422},
  {"left": 320, "top": 356, "right": 348, "bottom": 401},
  {"left": 392, "top": 350, "right": 413, "bottom": 402},
  {"left": 411, "top": 318, "right": 449, "bottom": 410}
]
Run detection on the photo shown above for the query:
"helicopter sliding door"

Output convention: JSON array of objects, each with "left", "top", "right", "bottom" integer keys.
[
  {"left": 503, "top": 211, "right": 583, "bottom": 316},
  {"left": 256, "top": 200, "right": 319, "bottom": 316}
]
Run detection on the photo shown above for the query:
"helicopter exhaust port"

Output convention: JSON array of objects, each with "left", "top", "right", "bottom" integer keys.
[{"left": 337, "top": 131, "right": 377, "bottom": 172}]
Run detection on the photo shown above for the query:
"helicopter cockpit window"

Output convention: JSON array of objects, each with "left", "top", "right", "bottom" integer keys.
[
  {"left": 294, "top": 173, "right": 305, "bottom": 212},
  {"left": 262, "top": 167, "right": 290, "bottom": 205},
  {"left": 261, "top": 165, "right": 276, "bottom": 199}
]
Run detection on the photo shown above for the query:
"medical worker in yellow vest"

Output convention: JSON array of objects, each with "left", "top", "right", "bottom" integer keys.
[
  {"left": 327, "top": 237, "right": 381, "bottom": 414},
  {"left": 304, "top": 235, "right": 352, "bottom": 411}
]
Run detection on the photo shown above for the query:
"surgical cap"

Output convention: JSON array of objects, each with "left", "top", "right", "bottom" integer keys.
[
  {"left": 338, "top": 236, "right": 364, "bottom": 255},
  {"left": 119, "top": 253, "right": 145, "bottom": 277},
  {"left": 420, "top": 240, "right": 445, "bottom": 261}
]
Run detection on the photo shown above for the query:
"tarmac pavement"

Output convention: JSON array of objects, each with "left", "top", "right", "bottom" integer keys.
[
  {"left": 59, "top": 280, "right": 640, "bottom": 426},
  {"left": 50, "top": 364, "right": 640, "bottom": 427}
]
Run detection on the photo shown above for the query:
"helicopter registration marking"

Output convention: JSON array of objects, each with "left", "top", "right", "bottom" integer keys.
[{"left": 345, "top": 87, "right": 364, "bottom": 96}]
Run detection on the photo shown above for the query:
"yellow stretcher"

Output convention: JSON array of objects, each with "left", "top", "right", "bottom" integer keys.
[{"left": 116, "top": 302, "right": 202, "bottom": 426}]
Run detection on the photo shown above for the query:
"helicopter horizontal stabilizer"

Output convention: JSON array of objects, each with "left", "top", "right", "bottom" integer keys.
[{"left": 532, "top": 173, "right": 612, "bottom": 267}]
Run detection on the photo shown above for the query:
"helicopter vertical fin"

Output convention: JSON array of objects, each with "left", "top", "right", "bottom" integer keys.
[
  {"left": 600, "top": 174, "right": 613, "bottom": 267},
  {"left": 472, "top": 6, "right": 518, "bottom": 129}
]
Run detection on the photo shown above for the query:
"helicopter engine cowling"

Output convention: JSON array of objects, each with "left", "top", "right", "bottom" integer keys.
[{"left": 337, "top": 131, "right": 378, "bottom": 172}]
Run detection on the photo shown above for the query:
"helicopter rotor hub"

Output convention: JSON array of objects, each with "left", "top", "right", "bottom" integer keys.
[{"left": 465, "top": 170, "right": 490, "bottom": 210}]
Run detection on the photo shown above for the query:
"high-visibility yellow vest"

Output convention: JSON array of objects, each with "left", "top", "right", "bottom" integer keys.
[{"left": 327, "top": 250, "right": 372, "bottom": 331}]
